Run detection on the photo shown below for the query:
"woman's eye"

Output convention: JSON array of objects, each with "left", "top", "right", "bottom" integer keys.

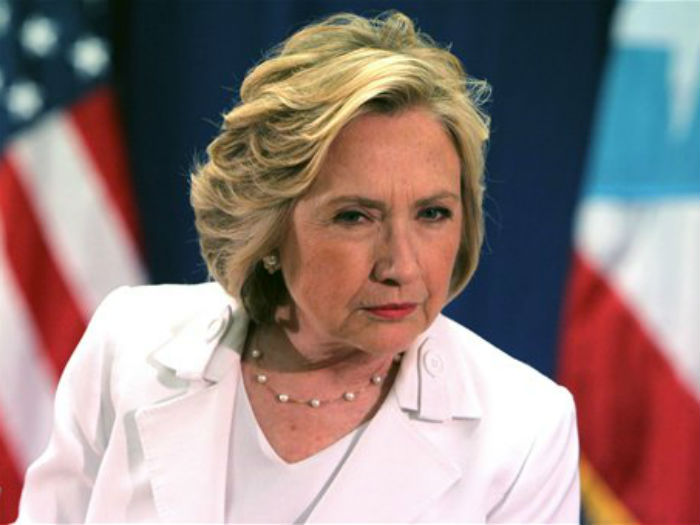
[
  {"left": 333, "top": 210, "right": 369, "bottom": 224},
  {"left": 418, "top": 206, "right": 452, "bottom": 222}
]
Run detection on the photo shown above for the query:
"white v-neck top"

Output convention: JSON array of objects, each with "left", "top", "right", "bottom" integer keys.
[{"left": 226, "top": 378, "right": 366, "bottom": 523}]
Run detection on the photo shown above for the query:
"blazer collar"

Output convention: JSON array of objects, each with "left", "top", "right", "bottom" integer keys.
[
  {"left": 309, "top": 315, "right": 484, "bottom": 522},
  {"left": 150, "top": 294, "right": 249, "bottom": 382},
  {"left": 308, "top": 316, "right": 483, "bottom": 522},
  {"left": 394, "top": 314, "right": 483, "bottom": 421},
  {"left": 151, "top": 303, "right": 483, "bottom": 420}
]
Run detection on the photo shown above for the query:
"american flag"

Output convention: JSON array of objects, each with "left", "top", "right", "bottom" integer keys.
[{"left": 0, "top": 1, "right": 146, "bottom": 521}]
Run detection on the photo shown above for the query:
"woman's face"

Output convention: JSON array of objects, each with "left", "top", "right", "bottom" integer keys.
[{"left": 278, "top": 107, "right": 463, "bottom": 358}]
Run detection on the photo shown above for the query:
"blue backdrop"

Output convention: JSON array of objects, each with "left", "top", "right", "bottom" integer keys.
[{"left": 112, "top": 1, "right": 615, "bottom": 379}]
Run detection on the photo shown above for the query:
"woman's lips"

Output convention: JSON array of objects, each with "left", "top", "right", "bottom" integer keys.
[{"left": 364, "top": 303, "right": 417, "bottom": 320}]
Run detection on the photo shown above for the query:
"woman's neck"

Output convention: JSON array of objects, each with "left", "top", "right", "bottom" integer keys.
[
  {"left": 243, "top": 325, "right": 402, "bottom": 399},
  {"left": 250, "top": 321, "right": 395, "bottom": 382}
]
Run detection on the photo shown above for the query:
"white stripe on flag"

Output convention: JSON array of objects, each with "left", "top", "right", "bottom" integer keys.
[
  {"left": 576, "top": 198, "right": 700, "bottom": 399},
  {"left": 0, "top": 225, "right": 56, "bottom": 469},
  {"left": 8, "top": 110, "right": 146, "bottom": 316}
]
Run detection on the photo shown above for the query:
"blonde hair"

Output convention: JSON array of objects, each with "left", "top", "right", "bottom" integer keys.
[{"left": 191, "top": 11, "right": 490, "bottom": 323}]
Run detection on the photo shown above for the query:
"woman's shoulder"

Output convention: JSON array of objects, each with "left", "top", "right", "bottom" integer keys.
[
  {"left": 428, "top": 314, "right": 573, "bottom": 415},
  {"left": 89, "top": 282, "right": 234, "bottom": 341},
  {"left": 411, "top": 316, "right": 579, "bottom": 521},
  {"left": 58, "top": 282, "right": 241, "bottom": 414},
  {"left": 64, "top": 282, "right": 238, "bottom": 382},
  {"left": 98, "top": 281, "right": 233, "bottom": 320}
]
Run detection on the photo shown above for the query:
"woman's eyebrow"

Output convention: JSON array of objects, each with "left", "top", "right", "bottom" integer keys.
[
  {"left": 415, "top": 191, "right": 460, "bottom": 207},
  {"left": 323, "top": 195, "right": 387, "bottom": 211},
  {"left": 323, "top": 191, "right": 460, "bottom": 210}
]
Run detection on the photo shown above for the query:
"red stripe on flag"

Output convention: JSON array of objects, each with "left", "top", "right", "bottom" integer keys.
[
  {"left": 0, "top": 418, "right": 24, "bottom": 524},
  {"left": 69, "top": 87, "right": 143, "bottom": 253},
  {"left": 0, "top": 157, "right": 86, "bottom": 378},
  {"left": 558, "top": 253, "right": 700, "bottom": 524}
]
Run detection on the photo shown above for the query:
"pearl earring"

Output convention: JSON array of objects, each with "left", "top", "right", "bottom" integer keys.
[{"left": 262, "top": 254, "right": 280, "bottom": 274}]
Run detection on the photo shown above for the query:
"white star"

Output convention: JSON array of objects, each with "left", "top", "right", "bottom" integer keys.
[
  {"left": 6, "top": 80, "right": 43, "bottom": 121},
  {"left": 70, "top": 35, "right": 110, "bottom": 78},
  {"left": 0, "top": 0, "right": 11, "bottom": 36},
  {"left": 21, "top": 15, "right": 60, "bottom": 57},
  {"left": 614, "top": 0, "right": 700, "bottom": 137}
]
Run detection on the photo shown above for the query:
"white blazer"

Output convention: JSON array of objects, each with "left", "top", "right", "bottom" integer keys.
[{"left": 17, "top": 283, "right": 579, "bottom": 523}]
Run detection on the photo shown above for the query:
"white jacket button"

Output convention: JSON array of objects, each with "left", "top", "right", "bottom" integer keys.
[{"left": 422, "top": 349, "right": 444, "bottom": 377}]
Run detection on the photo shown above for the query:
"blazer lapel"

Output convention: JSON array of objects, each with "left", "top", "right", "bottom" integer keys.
[
  {"left": 307, "top": 321, "right": 483, "bottom": 523},
  {"left": 134, "top": 299, "right": 248, "bottom": 522},
  {"left": 134, "top": 369, "right": 238, "bottom": 522},
  {"left": 306, "top": 391, "right": 462, "bottom": 523}
]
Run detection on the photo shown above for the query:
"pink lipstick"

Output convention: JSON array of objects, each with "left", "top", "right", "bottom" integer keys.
[{"left": 365, "top": 303, "right": 417, "bottom": 320}]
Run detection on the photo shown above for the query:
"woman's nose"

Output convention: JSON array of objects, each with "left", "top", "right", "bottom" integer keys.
[{"left": 371, "top": 223, "right": 420, "bottom": 285}]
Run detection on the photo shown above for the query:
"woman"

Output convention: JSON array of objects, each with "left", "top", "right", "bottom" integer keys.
[{"left": 17, "top": 11, "right": 579, "bottom": 523}]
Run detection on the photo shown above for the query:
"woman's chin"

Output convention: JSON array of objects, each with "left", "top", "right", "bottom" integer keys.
[
  {"left": 353, "top": 323, "right": 426, "bottom": 357},
  {"left": 361, "top": 309, "right": 436, "bottom": 352}
]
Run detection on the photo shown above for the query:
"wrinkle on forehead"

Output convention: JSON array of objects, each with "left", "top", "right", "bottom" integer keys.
[{"left": 303, "top": 108, "right": 461, "bottom": 206}]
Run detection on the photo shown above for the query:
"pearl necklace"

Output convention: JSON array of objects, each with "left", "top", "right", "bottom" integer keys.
[{"left": 246, "top": 347, "right": 402, "bottom": 408}]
